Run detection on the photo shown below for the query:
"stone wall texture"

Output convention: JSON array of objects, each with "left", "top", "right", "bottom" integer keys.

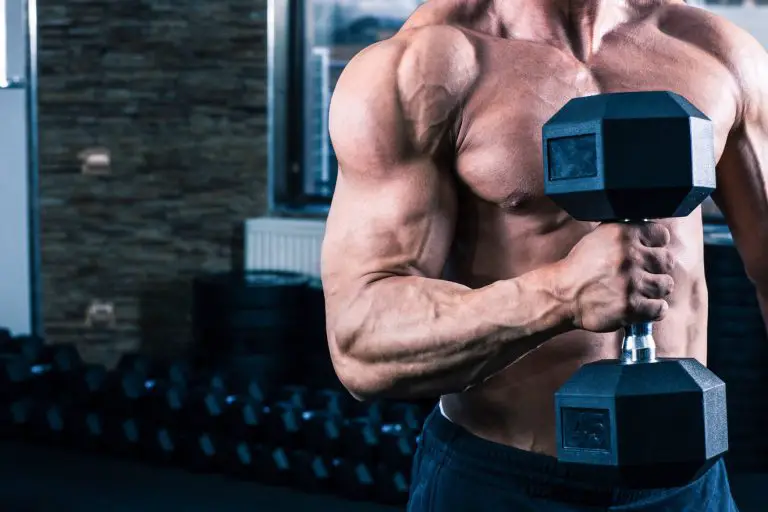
[{"left": 37, "top": 0, "right": 269, "bottom": 365}]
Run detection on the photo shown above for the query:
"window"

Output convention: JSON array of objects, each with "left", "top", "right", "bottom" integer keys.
[{"left": 268, "top": 0, "right": 424, "bottom": 215}]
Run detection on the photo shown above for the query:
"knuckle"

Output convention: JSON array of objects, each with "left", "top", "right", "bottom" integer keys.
[
  {"left": 617, "top": 225, "right": 635, "bottom": 244},
  {"left": 623, "top": 273, "right": 639, "bottom": 294},
  {"left": 625, "top": 293, "right": 642, "bottom": 314},
  {"left": 667, "top": 276, "right": 676, "bottom": 294},
  {"left": 622, "top": 247, "right": 642, "bottom": 270},
  {"left": 651, "top": 250, "right": 673, "bottom": 272},
  {"left": 664, "top": 252, "right": 676, "bottom": 272}
]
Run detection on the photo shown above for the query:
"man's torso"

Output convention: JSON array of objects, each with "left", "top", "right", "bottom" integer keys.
[{"left": 398, "top": 0, "right": 740, "bottom": 455}]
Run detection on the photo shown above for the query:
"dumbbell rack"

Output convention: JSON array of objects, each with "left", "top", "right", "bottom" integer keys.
[{"left": 0, "top": 328, "right": 427, "bottom": 507}]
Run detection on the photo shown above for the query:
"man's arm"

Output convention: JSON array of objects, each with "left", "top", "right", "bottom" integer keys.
[
  {"left": 712, "top": 27, "right": 768, "bottom": 332},
  {"left": 322, "top": 27, "right": 575, "bottom": 400}
]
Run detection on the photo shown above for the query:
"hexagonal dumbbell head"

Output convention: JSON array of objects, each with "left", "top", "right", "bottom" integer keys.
[
  {"left": 542, "top": 91, "right": 716, "bottom": 221},
  {"left": 555, "top": 358, "right": 728, "bottom": 487}
]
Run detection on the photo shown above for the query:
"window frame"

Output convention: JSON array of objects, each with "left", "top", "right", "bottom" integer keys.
[{"left": 268, "top": 0, "right": 331, "bottom": 217}]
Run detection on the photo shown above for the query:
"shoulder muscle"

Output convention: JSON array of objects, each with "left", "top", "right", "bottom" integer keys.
[{"left": 329, "top": 25, "right": 479, "bottom": 177}]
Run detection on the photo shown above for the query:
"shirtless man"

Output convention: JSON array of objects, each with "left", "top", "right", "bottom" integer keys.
[{"left": 321, "top": 0, "right": 768, "bottom": 509}]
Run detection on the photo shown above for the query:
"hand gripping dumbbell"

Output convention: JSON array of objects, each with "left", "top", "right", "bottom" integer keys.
[{"left": 542, "top": 91, "right": 727, "bottom": 487}]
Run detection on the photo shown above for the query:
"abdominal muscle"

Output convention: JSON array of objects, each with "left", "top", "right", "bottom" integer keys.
[{"left": 440, "top": 271, "right": 709, "bottom": 457}]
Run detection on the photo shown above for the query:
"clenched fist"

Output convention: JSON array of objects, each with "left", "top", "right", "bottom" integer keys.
[{"left": 557, "top": 223, "right": 675, "bottom": 333}]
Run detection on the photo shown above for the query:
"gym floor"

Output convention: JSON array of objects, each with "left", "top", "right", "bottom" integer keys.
[
  {"left": 0, "top": 441, "right": 398, "bottom": 512},
  {"left": 0, "top": 441, "right": 763, "bottom": 511}
]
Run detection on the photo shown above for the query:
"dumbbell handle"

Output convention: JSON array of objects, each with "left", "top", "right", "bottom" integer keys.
[
  {"left": 616, "top": 219, "right": 658, "bottom": 365},
  {"left": 620, "top": 322, "right": 657, "bottom": 364}
]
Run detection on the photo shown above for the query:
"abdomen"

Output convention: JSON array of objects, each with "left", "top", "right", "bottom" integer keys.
[{"left": 442, "top": 209, "right": 709, "bottom": 455}]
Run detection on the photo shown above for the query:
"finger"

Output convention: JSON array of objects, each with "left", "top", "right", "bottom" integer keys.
[
  {"left": 637, "top": 223, "right": 671, "bottom": 248},
  {"left": 628, "top": 298, "right": 669, "bottom": 324},
  {"left": 637, "top": 246, "right": 675, "bottom": 274},
  {"left": 635, "top": 272, "right": 675, "bottom": 299}
]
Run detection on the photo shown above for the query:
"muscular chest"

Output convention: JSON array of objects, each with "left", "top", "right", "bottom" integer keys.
[{"left": 455, "top": 30, "right": 738, "bottom": 212}]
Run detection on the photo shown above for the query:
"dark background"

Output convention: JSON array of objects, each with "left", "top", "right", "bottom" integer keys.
[{"left": 38, "top": 0, "right": 269, "bottom": 362}]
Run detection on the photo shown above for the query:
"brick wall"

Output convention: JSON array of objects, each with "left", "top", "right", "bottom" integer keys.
[{"left": 37, "top": 0, "right": 269, "bottom": 365}]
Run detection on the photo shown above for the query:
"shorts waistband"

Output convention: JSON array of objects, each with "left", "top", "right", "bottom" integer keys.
[{"left": 419, "top": 405, "right": 719, "bottom": 505}]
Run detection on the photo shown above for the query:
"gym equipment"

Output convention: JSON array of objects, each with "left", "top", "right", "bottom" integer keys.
[
  {"left": 332, "top": 458, "right": 377, "bottom": 501},
  {"left": 192, "top": 271, "right": 309, "bottom": 385},
  {"left": 543, "top": 91, "right": 716, "bottom": 221},
  {"left": 0, "top": 340, "right": 418, "bottom": 507},
  {"left": 0, "top": 343, "right": 84, "bottom": 399},
  {"left": 0, "top": 334, "right": 44, "bottom": 361},
  {"left": 301, "top": 278, "right": 341, "bottom": 389},
  {"left": 704, "top": 225, "right": 768, "bottom": 472},
  {"left": 542, "top": 91, "right": 727, "bottom": 486}
]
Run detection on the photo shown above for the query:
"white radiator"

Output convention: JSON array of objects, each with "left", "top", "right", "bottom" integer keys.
[{"left": 245, "top": 218, "right": 327, "bottom": 278}]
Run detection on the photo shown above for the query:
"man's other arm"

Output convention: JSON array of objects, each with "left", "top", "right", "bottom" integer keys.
[{"left": 712, "top": 25, "right": 768, "bottom": 334}]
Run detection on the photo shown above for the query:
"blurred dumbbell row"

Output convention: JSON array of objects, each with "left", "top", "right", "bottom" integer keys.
[{"left": 0, "top": 328, "right": 426, "bottom": 506}]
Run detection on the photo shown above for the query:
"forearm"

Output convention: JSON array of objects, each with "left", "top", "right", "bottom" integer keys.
[{"left": 329, "top": 265, "right": 574, "bottom": 399}]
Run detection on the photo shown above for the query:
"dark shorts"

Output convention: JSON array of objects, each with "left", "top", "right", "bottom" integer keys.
[{"left": 408, "top": 406, "right": 740, "bottom": 511}]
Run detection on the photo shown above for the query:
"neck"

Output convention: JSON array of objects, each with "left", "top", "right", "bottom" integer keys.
[{"left": 490, "top": 0, "right": 662, "bottom": 60}]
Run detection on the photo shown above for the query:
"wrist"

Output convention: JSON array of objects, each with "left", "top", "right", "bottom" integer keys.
[
  {"left": 542, "top": 260, "right": 580, "bottom": 331},
  {"left": 514, "top": 263, "right": 579, "bottom": 335}
]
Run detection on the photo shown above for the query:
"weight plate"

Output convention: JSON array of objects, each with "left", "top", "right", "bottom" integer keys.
[
  {"left": 223, "top": 354, "right": 295, "bottom": 389},
  {"left": 193, "top": 271, "right": 309, "bottom": 310},
  {"left": 194, "top": 307, "right": 298, "bottom": 331},
  {"left": 195, "top": 325, "right": 298, "bottom": 354}
]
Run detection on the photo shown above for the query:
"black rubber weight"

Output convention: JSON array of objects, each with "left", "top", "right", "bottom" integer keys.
[
  {"left": 195, "top": 308, "right": 298, "bottom": 331},
  {"left": 193, "top": 271, "right": 310, "bottom": 310}
]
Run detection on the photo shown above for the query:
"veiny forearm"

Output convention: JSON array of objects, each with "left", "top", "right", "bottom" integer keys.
[{"left": 330, "top": 265, "right": 574, "bottom": 399}]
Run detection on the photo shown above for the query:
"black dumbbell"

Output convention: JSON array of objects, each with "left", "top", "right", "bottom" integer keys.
[
  {"left": 0, "top": 344, "right": 84, "bottom": 399},
  {"left": 378, "top": 424, "right": 418, "bottom": 475},
  {"left": 301, "top": 409, "right": 343, "bottom": 457},
  {"left": 152, "top": 424, "right": 194, "bottom": 466},
  {"left": 288, "top": 450, "right": 334, "bottom": 493},
  {"left": 338, "top": 405, "right": 420, "bottom": 474},
  {"left": 275, "top": 386, "right": 310, "bottom": 409},
  {"left": 188, "top": 431, "right": 229, "bottom": 472},
  {"left": 115, "top": 353, "right": 153, "bottom": 375},
  {"left": 83, "top": 413, "right": 143, "bottom": 457},
  {"left": 331, "top": 458, "right": 377, "bottom": 501},
  {"left": 341, "top": 416, "right": 380, "bottom": 462},
  {"left": 375, "top": 466, "right": 411, "bottom": 505},
  {"left": 207, "top": 370, "right": 273, "bottom": 403},
  {"left": 305, "top": 388, "right": 361, "bottom": 418},
  {"left": 30, "top": 365, "right": 115, "bottom": 447},
  {"left": 57, "top": 408, "right": 111, "bottom": 453},
  {"left": 116, "top": 355, "right": 193, "bottom": 386},
  {"left": 543, "top": 92, "right": 726, "bottom": 485},
  {"left": 0, "top": 334, "right": 45, "bottom": 362},
  {"left": 0, "top": 397, "right": 35, "bottom": 437},
  {"left": 263, "top": 402, "right": 304, "bottom": 447},
  {"left": 251, "top": 444, "right": 294, "bottom": 486},
  {"left": 383, "top": 402, "right": 427, "bottom": 432},
  {"left": 115, "top": 415, "right": 162, "bottom": 460},
  {"left": 212, "top": 439, "right": 259, "bottom": 478},
  {"left": 274, "top": 388, "right": 384, "bottom": 456}
]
